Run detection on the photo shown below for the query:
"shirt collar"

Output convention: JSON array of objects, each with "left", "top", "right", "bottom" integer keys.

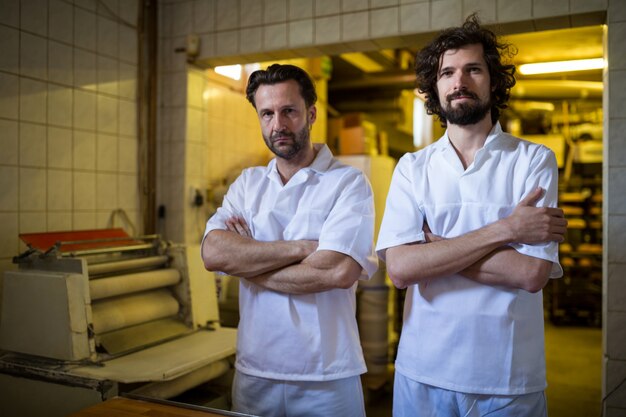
[
  {"left": 483, "top": 122, "right": 503, "bottom": 148},
  {"left": 307, "top": 143, "right": 334, "bottom": 173},
  {"left": 265, "top": 143, "right": 333, "bottom": 179},
  {"left": 435, "top": 121, "right": 503, "bottom": 152}
]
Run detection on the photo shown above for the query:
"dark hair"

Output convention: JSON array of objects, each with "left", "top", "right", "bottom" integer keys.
[
  {"left": 245, "top": 64, "right": 317, "bottom": 109},
  {"left": 414, "top": 14, "right": 517, "bottom": 126}
]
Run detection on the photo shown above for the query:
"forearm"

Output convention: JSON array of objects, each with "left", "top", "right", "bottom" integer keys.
[
  {"left": 387, "top": 188, "right": 566, "bottom": 289},
  {"left": 386, "top": 220, "right": 512, "bottom": 288},
  {"left": 460, "top": 246, "right": 552, "bottom": 292},
  {"left": 246, "top": 250, "right": 362, "bottom": 295},
  {"left": 202, "top": 230, "right": 316, "bottom": 278}
]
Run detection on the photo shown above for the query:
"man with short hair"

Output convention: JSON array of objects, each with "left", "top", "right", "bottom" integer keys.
[
  {"left": 376, "top": 15, "right": 567, "bottom": 416},
  {"left": 202, "top": 63, "right": 377, "bottom": 417}
]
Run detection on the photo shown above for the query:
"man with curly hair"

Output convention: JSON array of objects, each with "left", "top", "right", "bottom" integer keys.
[{"left": 376, "top": 14, "right": 567, "bottom": 416}]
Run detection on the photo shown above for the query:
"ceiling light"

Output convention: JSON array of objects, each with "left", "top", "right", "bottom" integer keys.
[
  {"left": 214, "top": 64, "right": 242, "bottom": 80},
  {"left": 519, "top": 58, "right": 605, "bottom": 75}
]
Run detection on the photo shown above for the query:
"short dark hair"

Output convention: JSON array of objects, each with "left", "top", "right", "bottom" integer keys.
[
  {"left": 245, "top": 64, "right": 317, "bottom": 109},
  {"left": 414, "top": 13, "right": 517, "bottom": 126}
]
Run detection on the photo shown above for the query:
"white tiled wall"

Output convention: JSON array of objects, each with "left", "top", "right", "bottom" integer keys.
[
  {"left": 172, "top": 0, "right": 611, "bottom": 68},
  {"left": 0, "top": 0, "right": 140, "bottom": 274},
  {"left": 604, "top": 1, "right": 626, "bottom": 413}
]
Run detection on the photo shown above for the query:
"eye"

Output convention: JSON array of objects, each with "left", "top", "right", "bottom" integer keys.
[{"left": 282, "top": 108, "right": 298, "bottom": 118}]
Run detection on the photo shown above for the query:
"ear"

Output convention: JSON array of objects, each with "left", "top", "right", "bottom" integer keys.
[{"left": 308, "top": 105, "right": 317, "bottom": 124}]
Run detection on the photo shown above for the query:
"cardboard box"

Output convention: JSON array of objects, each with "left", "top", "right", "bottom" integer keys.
[
  {"left": 339, "top": 121, "right": 378, "bottom": 155},
  {"left": 342, "top": 112, "right": 368, "bottom": 128}
]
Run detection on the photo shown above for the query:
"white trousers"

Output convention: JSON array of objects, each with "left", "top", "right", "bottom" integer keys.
[
  {"left": 232, "top": 370, "right": 366, "bottom": 417},
  {"left": 393, "top": 371, "right": 548, "bottom": 417}
]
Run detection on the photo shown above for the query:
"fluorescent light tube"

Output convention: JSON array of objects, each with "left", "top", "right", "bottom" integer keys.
[{"left": 519, "top": 58, "right": 605, "bottom": 75}]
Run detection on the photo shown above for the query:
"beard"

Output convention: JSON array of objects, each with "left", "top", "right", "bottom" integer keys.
[
  {"left": 440, "top": 90, "right": 492, "bottom": 126},
  {"left": 263, "top": 123, "right": 310, "bottom": 160}
]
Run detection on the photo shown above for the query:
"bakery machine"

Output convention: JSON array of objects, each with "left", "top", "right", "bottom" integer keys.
[{"left": 0, "top": 229, "right": 237, "bottom": 417}]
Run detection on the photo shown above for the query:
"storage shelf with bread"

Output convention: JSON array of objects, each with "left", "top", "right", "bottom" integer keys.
[{"left": 545, "top": 157, "right": 602, "bottom": 327}]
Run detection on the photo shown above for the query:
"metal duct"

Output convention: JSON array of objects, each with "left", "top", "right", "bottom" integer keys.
[{"left": 511, "top": 80, "right": 603, "bottom": 100}]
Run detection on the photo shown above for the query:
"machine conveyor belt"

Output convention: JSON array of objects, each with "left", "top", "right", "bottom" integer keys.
[{"left": 70, "top": 328, "right": 238, "bottom": 383}]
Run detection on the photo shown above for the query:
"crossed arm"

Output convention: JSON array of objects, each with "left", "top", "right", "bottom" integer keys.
[
  {"left": 201, "top": 217, "right": 363, "bottom": 295},
  {"left": 386, "top": 187, "right": 568, "bottom": 293}
]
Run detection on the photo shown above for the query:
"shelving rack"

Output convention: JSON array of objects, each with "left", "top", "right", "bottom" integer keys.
[{"left": 546, "top": 158, "right": 602, "bottom": 326}]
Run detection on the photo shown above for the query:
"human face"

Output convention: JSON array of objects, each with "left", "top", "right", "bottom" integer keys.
[
  {"left": 254, "top": 80, "right": 316, "bottom": 160},
  {"left": 436, "top": 43, "right": 492, "bottom": 126}
]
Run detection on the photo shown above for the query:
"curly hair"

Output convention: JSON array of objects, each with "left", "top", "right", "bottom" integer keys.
[
  {"left": 415, "top": 14, "right": 517, "bottom": 126},
  {"left": 245, "top": 64, "right": 317, "bottom": 109}
]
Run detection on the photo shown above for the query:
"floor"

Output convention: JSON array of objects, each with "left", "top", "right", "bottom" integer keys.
[
  {"left": 544, "top": 322, "right": 602, "bottom": 417},
  {"left": 364, "top": 322, "right": 603, "bottom": 417}
]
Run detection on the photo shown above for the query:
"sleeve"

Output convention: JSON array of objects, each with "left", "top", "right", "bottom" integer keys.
[
  {"left": 202, "top": 170, "right": 247, "bottom": 241},
  {"left": 316, "top": 170, "right": 379, "bottom": 279},
  {"left": 510, "top": 146, "right": 563, "bottom": 278},
  {"left": 375, "top": 155, "right": 426, "bottom": 262}
]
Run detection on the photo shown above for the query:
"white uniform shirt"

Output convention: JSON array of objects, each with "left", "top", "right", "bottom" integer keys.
[
  {"left": 204, "top": 143, "right": 378, "bottom": 381},
  {"left": 376, "top": 123, "right": 562, "bottom": 395}
]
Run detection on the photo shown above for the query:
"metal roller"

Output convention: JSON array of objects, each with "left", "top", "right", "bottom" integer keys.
[
  {"left": 88, "top": 256, "right": 169, "bottom": 276},
  {"left": 89, "top": 269, "right": 181, "bottom": 300},
  {"left": 91, "top": 290, "right": 180, "bottom": 334}
]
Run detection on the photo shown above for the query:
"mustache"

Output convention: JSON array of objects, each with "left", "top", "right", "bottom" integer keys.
[
  {"left": 446, "top": 90, "right": 479, "bottom": 102},
  {"left": 271, "top": 130, "right": 295, "bottom": 141}
]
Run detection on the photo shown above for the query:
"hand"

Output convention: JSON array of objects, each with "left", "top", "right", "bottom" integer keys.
[
  {"left": 504, "top": 187, "right": 568, "bottom": 243},
  {"left": 225, "top": 216, "right": 252, "bottom": 238},
  {"left": 423, "top": 222, "right": 444, "bottom": 242}
]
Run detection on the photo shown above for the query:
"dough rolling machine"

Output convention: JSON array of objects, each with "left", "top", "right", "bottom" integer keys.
[{"left": 0, "top": 229, "right": 237, "bottom": 417}]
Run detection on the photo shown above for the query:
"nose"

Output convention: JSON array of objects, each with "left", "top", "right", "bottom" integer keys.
[
  {"left": 272, "top": 113, "right": 287, "bottom": 131},
  {"left": 452, "top": 72, "right": 467, "bottom": 90}
]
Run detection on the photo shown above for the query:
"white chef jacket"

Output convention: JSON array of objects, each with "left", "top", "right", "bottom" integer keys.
[
  {"left": 376, "top": 123, "right": 562, "bottom": 395},
  {"left": 204, "top": 143, "right": 378, "bottom": 381}
]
